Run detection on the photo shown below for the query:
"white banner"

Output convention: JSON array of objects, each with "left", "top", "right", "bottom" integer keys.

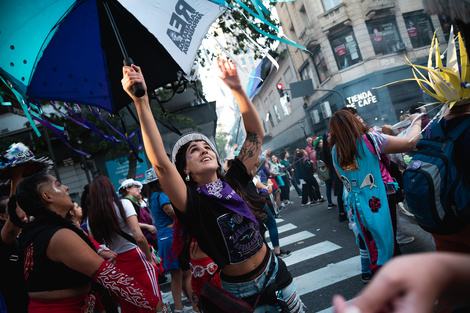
[{"left": 119, "top": 0, "right": 224, "bottom": 74}]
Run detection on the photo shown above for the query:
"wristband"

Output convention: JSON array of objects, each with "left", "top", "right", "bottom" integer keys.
[{"left": 97, "top": 244, "right": 110, "bottom": 254}]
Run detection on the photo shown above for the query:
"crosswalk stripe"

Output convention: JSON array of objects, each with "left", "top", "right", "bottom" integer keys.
[
  {"left": 275, "top": 218, "right": 284, "bottom": 223},
  {"left": 282, "top": 241, "right": 342, "bottom": 267},
  {"left": 274, "top": 230, "right": 315, "bottom": 247},
  {"left": 265, "top": 223, "right": 297, "bottom": 238},
  {"left": 295, "top": 256, "right": 361, "bottom": 296}
]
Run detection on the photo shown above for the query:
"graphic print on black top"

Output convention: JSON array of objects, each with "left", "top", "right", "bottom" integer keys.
[{"left": 217, "top": 212, "right": 263, "bottom": 264}]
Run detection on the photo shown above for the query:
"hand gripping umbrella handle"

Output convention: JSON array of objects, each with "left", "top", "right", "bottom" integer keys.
[{"left": 124, "top": 58, "right": 145, "bottom": 98}]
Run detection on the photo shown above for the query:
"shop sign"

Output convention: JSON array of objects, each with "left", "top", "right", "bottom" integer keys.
[
  {"left": 346, "top": 90, "right": 378, "bottom": 107},
  {"left": 335, "top": 44, "right": 346, "bottom": 56},
  {"left": 407, "top": 28, "right": 418, "bottom": 37}
]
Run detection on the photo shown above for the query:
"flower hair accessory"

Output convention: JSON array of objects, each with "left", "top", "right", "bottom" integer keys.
[{"left": 0, "top": 142, "right": 53, "bottom": 180}]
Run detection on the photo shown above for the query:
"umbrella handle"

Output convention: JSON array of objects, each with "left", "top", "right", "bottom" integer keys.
[{"left": 124, "top": 58, "right": 145, "bottom": 98}]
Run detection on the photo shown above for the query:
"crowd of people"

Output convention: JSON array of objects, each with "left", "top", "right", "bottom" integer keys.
[{"left": 1, "top": 32, "right": 470, "bottom": 313}]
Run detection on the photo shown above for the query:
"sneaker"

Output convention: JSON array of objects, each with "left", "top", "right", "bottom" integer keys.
[
  {"left": 286, "top": 200, "right": 294, "bottom": 205},
  {"left": 338, "top": 213, "right": 347, "bottom": 222},
  {"left": 309, "top": 201, "right": 318, "bottom": 205},
  {"left": 161, "top": 291, "right": 170, "bottom": 299},
  {"left": 279, "top": 204, "right": 287, "bottom": 211},
  {"left": 274, "top": 213, "right": 282, "bottom": 218},
  {"left": 397, "top": 236, "right": 415, "bottom": 245},
  {"left": 361, "top": 273, "right": 372, "bottom": 284},
  {"left": 301, "top": 203, "right": 308, "bottom": 206},
  {"left": 318, "top": 198, "right": 326, "bottom": 203},
  {"left": 328, "top": 203, "right": 337, "bottom": 208}
]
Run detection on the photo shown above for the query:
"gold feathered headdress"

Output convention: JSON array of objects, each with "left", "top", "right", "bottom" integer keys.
[{"left": 376, "top": 26, "right": 470, "bottom": 119}]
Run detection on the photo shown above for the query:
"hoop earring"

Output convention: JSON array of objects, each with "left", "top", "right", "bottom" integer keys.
[{"left": 185, "top": 174, "right": 190, "bottom": 181}]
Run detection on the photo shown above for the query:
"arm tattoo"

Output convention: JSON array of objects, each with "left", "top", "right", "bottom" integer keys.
[{"left": 238, "top": 131, "right": 261, "bottom": 162}]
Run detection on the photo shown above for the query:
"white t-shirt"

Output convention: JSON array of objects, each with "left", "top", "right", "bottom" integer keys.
[{"left": 90, "top": 199, "right": 138, "bottom": 254}]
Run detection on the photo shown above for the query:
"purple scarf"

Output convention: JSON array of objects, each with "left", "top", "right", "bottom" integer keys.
[{"left": 196, "top": 179, "right": 259, "bottom": 226}]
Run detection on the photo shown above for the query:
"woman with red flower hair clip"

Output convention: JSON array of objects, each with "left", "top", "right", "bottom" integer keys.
[{"left": 329, "top": 110, "right": 422, "bottom": 282}]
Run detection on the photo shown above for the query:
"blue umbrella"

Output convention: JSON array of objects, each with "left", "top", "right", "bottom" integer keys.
[{"left": 0, "top": 0, "right": 223, "bottom": 114}]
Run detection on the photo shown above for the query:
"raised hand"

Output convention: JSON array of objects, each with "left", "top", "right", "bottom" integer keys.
[
  {"left": 122, "top": 64, "right": 147, "bottom": 99},
  {"left": 217, "top": 59, "right": 242, "bottom": 91}
]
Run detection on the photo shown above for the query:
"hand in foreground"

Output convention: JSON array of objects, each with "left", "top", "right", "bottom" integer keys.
[
  {"left": 99, "top": 250, "right": 117, "bottom": 265},
  {"left": 217, "top": 59, "right": 242, "bottom": 91},
  {"left": 333, "top": 253, "right": 470, "bottom": 313},
  {"left": 122, "top": 64, "right": 147, "bottom": 99}
]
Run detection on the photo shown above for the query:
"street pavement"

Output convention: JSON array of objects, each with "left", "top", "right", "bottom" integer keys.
[{"left": 160, "top": 184, "right": 436, "bottom": 312}]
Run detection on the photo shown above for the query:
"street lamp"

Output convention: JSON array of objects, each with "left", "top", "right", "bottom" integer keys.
[{"left": 298, "top": 120, "right": 307, "bottom": 138}]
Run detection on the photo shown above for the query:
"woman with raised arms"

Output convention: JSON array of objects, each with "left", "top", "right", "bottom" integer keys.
[{"left": 122, "top": 60, "right": 304, "bottom": 312}]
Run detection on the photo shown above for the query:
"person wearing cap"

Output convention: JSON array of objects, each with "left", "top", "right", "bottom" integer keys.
[
  {"left": 122, "top": 59, "right": 304, "bottom": 312},
  {"left": 118, "top": 179, "right": 158, "bottom": 250},
  {"left": 144, "top": 169, "right": 196, "bottom": 313}
]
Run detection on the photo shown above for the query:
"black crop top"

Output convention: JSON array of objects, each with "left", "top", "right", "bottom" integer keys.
[
  {"left": 19, "top": 222, "right": 91, "bottom": 292},
  {"left": 175, "top": 158, "right": 264, "bottom": 270}
]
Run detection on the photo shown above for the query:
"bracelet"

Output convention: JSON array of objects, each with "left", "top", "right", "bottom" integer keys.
[{"left": 97, "top": 244, "right": 110, "bottom": 254}]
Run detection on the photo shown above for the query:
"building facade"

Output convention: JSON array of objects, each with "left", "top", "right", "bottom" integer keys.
[{"left": 269, "top": 0, "right": 451, "bottom": 140}]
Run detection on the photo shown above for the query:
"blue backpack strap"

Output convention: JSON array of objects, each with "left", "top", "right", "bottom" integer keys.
[
  {"left": 447, "top": 115, "right": 470, "bottom": 141},
  {"left": 431, "top": 115, "right": 470, "bottom": 140},
  {"left": 431, "top": 118, "right": 444, "bottom": 137}
]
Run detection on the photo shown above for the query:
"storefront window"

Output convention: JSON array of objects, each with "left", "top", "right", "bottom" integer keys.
[
  {"left": 312, "top": 48, "right": 330, "bottom": 83},
  {"left": 403, "top": 11, "right": 434, "bottom": 49},
  {"left": 329, "top": 28, "right": 362, "bottom": 70},
  {"left": 299, "top": 62, "right": 314, "bottom": 81},
  {"left": 366, "top": 17, "right": 402, "bottom": 55},
  {"left": 322, "top": 0, "right": 339, "bottom": 11}
]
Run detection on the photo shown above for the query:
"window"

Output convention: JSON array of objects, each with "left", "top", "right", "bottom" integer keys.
[
  {"left": 311, "top": 110, "right": 321, "bottom": 124},
  {"left": 241, "top": 58, "right": 246, "bottom": 66},
  {"left": 438, "top": 15, "right": 453, "bottom": 42},
  {"left": 367, "top": 17, "right": 402, "bottom": 55},
  {"left": 266, "top": 112, "right": 274, "bottom": 127},
  {"left": 403, "top": 11, "right": 434, "bottom": 49},
  {"left": 280, "top": 95, "right": 292, "bottom": 117},
  {"left": 312, "top": 48, "right": 330, "bottom": 83},
  {"left": 248, "top": 56, "right": 254, "bottom": 64},
  {"left": 273, "top": 105, "right": 281, "bottom": 122},
  {"left": 300, "top": 5, "right": 310, "bottom": 26},
  {"left": 262, "top": 120, "right": 267, "bottom": 133},
  {"left": 322, "top": 0, "right": 339, "bottom": 11},
  {"left": 329, "top": 28, "right": 362, "bottom": 70},
  {"left": 299, "top": 62, "right": 314, "bottom": 81}
]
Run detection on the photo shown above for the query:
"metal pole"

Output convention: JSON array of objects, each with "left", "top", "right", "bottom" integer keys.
[{"left": 43, "top": 127, "right": 61, "bottom": 181}]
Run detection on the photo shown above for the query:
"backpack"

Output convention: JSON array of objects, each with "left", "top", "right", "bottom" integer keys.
[{"left": 403, "top": 116, "right": 470, "bottom": 235}]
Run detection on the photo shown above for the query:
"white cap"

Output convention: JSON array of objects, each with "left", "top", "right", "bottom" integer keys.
[{"left": 118, "top": 179, "right": 142, "bottom": 194}]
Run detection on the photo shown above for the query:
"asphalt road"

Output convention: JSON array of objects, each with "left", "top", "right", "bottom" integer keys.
[{"left": 160, "top": 184, "right": 436, "bottom": 312}]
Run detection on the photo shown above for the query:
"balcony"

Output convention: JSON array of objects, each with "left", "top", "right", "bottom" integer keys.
[
  {"left": 361, "top": 0, "right": 397, "bottom": 19},
  {"left": 299, "top": 26, "right": 318, "bottom": 50},
  {"left": 318, "top": 3, "right": 351, "bottom": 35}
]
